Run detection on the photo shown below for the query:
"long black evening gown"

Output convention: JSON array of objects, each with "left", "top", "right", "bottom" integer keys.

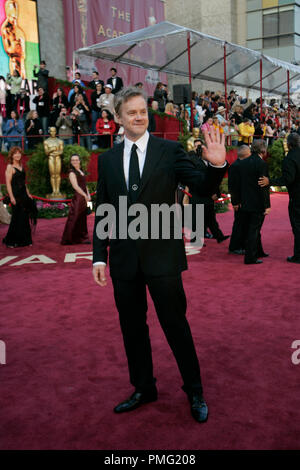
[{"left": 3, "top": 167, "right": 36, "bottom": 247}]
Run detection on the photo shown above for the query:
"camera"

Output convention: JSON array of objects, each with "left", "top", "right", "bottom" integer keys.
[{"left": 196, "top": 145, "right": 203, "bottom": 157}]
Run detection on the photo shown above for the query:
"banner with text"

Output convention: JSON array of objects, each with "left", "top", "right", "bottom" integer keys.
[{"left": 62, "top": 0, "right": 166, "bottom": 95}]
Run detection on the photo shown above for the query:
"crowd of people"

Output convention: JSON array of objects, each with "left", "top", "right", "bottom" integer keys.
[
  {"left": 0, "top": 64, "right": 127, "bottom": 151},
  {"left": 1, "top": 60, "right": 299, "bottom": 154},
  {"left": 175, "top": 89, "right": 300, "bottom": 146}
]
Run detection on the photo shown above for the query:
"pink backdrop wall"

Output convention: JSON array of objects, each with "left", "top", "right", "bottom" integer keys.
[{"left": 62, "top": 0, "right": 166, "bottom": 95}]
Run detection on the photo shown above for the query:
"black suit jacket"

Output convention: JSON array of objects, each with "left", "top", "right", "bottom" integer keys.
[
  {"left": 187, "top": 152, "right": 221, "bottom": 204},
  {"left": 107, "top": 76, "right": 124, "bottom": 94},
  {"left": 228, "top": 158, "right": 241, "bottom": 206},
  {"left": 237, "top": 153, "right": 270, "bottom": 212},
  {"left": 93, "top": 135, "right": 227, "bottom": 280},
  {"left": 270, "top": 148, "right": 300, "bottom": 204}
]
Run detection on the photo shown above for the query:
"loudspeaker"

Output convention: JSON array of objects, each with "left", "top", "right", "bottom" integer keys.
[{"left": 173, "top": 84, "right": 192, "bottom": 104}]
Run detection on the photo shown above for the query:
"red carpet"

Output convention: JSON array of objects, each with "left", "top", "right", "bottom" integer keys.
[{"left": 1, "top": 193, "right": 300, "bottom": 450}]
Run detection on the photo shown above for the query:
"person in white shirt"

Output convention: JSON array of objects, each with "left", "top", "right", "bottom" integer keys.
[{"left": 98, "top": 84, "right": 115, "bottom": 115}]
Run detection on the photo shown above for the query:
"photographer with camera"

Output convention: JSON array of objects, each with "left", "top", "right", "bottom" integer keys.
[
  {"left": 25, "top": 110, "right": 43, "bottom": 149},
  {"left": 71, "top": 107, "right": 90, "bottom": 149},
  {"left": 228, "top": 118, "right": 239, "bottom": 146},
  {"left": 56, "top": 106, "right": 73, "bottom": 145},
  {"left": 16, "top": 88, "right": 30, "bottom": 120}
]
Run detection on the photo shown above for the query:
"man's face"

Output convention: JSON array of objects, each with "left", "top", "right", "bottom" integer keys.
[
  {"left": 40, "top": 63, "right": 45, "bottom": 70},
  {"left": 75, "top": 73, "right": 80, "bottom": 80},
  {"left": 111, "top": 69, "right": 116, "bottom": 77},
  {"left": 117, "top": 96, "right": 149, "bottom": 140}
]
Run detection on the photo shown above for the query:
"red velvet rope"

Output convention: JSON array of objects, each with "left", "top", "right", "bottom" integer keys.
[
  {"left": 214, "top": 193, "right": 231, "bottom": 203},
  {"left": 0, "top": 191, "right": 287, "bottom": 204},
  {"left": 0, "top": 191, "right": 97, "bottom": 203}
]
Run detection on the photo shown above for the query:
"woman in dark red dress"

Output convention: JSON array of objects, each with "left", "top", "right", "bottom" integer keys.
[{"left": 61, "top": 154, "right": 91, "bottom": 245}]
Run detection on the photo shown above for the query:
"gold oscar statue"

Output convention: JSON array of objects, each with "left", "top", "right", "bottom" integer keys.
[
  {"left": 187, "top": 127, "right": 200, "bottom": 153},
  {"left": 77, "top": 0, "right": 88, "bottom": 47},
  {"left": 44, "top": 127, "right": 65, "bottom": 199},
  {"left": 1, "top": 0, "right": 26, "bottom": 78}
]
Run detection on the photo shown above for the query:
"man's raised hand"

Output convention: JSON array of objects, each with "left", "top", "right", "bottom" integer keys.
[{"left": 202, "top": 126, "right": 226, "bottom": 167}]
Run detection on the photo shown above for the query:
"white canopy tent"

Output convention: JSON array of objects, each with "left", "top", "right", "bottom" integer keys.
[{"left": 74, "top": 21, "right": 300, "bottom": 124}]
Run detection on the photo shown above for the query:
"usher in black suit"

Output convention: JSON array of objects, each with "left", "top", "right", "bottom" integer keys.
[
  {"left": 93, "top": 134, "right": 227, "bottom": 399},
  {"left": 228, "top": 158, "right": 247, "bottom": 252},
  {"left": 270, "top": 146, "right": 300, "bottom": 261},
  {"left": 187, "top": 152, "right": 226, "bottom": 241},
  {"left": 235, "top": 153, "right": 270, "bottom": 263}
]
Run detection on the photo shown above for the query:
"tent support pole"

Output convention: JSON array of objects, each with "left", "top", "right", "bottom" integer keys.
[
  {"left": 187, "top": 32, "right": 193, "bottom": 131},
  {"left": 224, "top": 44, "right": 228, "bottom": 120},
  {"left": 260, "top": 58, "right": 263, "bottom": 121},
  {"left": 287, "top": 70, "right": 291, "bottom": 130},
  {"left": 72, "top": 52, "right": 76, "bottom": 80}
]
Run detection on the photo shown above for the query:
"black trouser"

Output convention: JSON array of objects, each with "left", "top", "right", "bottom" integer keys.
[
  {"left": 242, "top": 211, "right": 265, "bottom": 263},
  {"left": 288, "top": 200, "right": 300, "bottom": 260},
  {"left": 229, "top": 209, "right": 247, "bottom": 251},
  {"left": 112, "top": 272, "right": 203, "bottom": 396},
  {"left": 204, "top": 203, "right": 224, "bottom": 241}
]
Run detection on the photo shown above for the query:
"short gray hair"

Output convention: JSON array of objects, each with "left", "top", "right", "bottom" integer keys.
[
  {"left": 251, "top": 139, "right": 267, "bottom": 154},
  {"left": 287, "top": 132, "right": 300, "bottom": 150},
  {"left": 114, "top": 86, "right": 148, "bottom": 116},
  {"left": 237, "top": 145, "right": 250, "bottom": 159}
]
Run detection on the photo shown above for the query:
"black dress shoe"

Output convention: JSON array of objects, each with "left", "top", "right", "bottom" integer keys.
[
  {"left": 244, "top": 259, "right": 263, "bottom": 265},
  {"left": 287, "top": 256, "right": 300, "bottom": 264},
  {"left": 114, "top": 390, "right": 157, "bottom": 413},
  {"left": 258, "top": 252, "right": 269, "bottom": 258},
  {"left": 217, "top": 235, "right": 230, "bottom": 244},
  {"left": 229, "top": 249, "right": 245, "bottom": 255},
  {"left": 189, "top": 394, "right": 208, "bottom": 423}
]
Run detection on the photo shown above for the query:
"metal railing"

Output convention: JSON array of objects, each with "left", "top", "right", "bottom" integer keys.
[{"left": 0, "top": 132, "right": 183, "bottom": 152}]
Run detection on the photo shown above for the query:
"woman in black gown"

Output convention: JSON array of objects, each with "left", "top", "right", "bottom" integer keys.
[
  {"left": 3, "top": 146, "right": 37, "bottom": 248},
  {"left": 61, "top": 154, "right": 91, "bottom": 245}
]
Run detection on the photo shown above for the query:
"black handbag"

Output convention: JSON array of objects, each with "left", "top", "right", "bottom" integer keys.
[{"left": 2, "top": 195, "right": 10, "bottom": 205}]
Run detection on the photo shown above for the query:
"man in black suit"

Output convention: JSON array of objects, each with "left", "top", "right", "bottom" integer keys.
[
  {"left": 188, "top": 139, "right": 229, "bottom": 244},
  {"left": 228, "top": 145, "right": 251, "bottom": 254},
  {"left": 92, "top": 87, "right": 227, "bottom": 423},
  {"left": 107, "top": 67, "right": 124, "bottom": 94},
  {"left": 88, "top": 70, "right": 104, "bottom": 90},
  {"left": 259, "top": 133, "right": 300, "bottom": 263},
  {"left": 235, "top": 139, "right": 271, "bottom": 264}
]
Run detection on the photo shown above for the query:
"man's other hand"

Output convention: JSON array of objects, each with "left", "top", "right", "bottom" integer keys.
[
  {"left": 93, "top": 265, "right": 107, "bottom": 287},
  {"left": 258, "top": 176, "right": 269, "bottom": 187}
]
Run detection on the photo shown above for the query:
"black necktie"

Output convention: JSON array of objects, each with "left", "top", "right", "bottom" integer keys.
[{"left": 128, "top": 143, "right": 140, "bottom": 203}]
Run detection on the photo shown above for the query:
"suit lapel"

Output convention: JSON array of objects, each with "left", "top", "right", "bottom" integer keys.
[
  {"left": 111, "top": 141, "right": 128, "bottom": 195},
  {"left": 138, "top": 135, "right": 165, "bottom": 199}
]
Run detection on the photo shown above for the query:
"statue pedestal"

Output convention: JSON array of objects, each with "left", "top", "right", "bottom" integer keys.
[{"left": 46, "top": 193, "right": 66, "bottom": 201}]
